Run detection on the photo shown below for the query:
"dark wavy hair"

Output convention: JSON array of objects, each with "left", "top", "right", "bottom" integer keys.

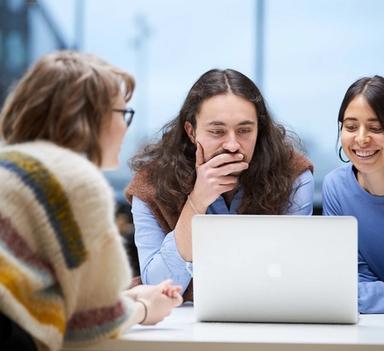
[
  {"left": 337, "top": 75, "right": 384, "bottom": 161},
  {"left": 131, "top": 69, "right": 300, "bottom": 215}
]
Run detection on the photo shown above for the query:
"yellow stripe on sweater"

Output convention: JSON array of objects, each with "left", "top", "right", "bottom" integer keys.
[{"left": 0, "top": 256, "right": 66, "bottom": 334}]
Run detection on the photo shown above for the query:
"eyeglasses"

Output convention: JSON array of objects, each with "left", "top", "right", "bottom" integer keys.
[{"left": 112, "top": 107, "right": 135, "bottom": 127}]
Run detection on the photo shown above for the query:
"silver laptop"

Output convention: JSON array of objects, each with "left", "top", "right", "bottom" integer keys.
[{"left": 192, "top": 215, "right": 358, "bottom": 324}]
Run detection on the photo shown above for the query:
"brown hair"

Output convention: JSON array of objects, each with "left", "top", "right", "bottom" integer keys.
[
  {"left": 131, "top": 68, "right": 304, "bottom": 215},
  {"left": 0, "top": 50, "right": 134, "bottom": 165}
]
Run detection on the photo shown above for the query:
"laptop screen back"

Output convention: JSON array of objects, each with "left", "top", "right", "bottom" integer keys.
[{"left": 192, "top": 215, "right": 358, "bottom": 324}]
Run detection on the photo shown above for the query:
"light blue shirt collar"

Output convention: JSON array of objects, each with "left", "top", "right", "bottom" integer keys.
[{"left": 206, "top": 188, "right": 244, "bottom": 214}]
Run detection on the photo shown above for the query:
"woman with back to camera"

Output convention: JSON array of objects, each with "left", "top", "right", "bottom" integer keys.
[
  {"left": 0, "top": 50, "right": 182, "bottom": 351},
  {"left": 323, "top": 75, "right": 384, "bottom": 313}
]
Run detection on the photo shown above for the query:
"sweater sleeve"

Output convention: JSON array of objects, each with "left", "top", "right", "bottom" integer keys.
[
  {"left": 322, "top": 168, "right": 384, "bottom": 313},
  {"left": 63, "top": 230, "right": 137, "bottom": 343},
  {"left": 322, "top": 173, "right": 342, "bottom": 215},
  {"left": 132, "top": 196, "right": 192, "bottom": 294},
  {"left": 60, "top": 165, "right": 138, "bottom": 344},
  {"left": 358, "top": 252, "right": 384, "bottom": 313}
]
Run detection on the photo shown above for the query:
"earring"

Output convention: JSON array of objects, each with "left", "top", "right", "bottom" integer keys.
[{"left": 338, "top": 146, "right": 350, "bottom": 163}]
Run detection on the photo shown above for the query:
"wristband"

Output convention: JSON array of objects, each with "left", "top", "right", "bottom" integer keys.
[
  {"left": 188, "top": 195, "right": 200, "bottom": 214},
  {"left": 136, "top": 299, "right": 148, "bottom": 324}
]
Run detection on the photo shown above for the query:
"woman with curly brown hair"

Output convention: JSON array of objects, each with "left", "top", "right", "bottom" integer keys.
[{"left": 126, "top": 69, "right": 314, "bottom": 300}]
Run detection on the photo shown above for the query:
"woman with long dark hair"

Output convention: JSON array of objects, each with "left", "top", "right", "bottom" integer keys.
[
  {"left": 323, "top": 75, "right": 384, "bottom": 313},
  {"left": 126, "top": 69, "right": 314, "bottom": 299}
]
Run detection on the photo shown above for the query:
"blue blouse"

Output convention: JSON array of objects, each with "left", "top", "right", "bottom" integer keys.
[
  {"left": 323, "top": 164, "right": 384, "bottom": 313},
  {"left": 132, "top": 169, "right": 314, "bottom": 294}
]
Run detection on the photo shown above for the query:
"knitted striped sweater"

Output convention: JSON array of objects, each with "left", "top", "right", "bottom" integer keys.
[{"left": 0, "top": 141, "right": 136, "bottom": 351}]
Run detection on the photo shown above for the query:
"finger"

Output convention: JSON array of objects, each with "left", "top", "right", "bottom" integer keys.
[
  {"left": 159, "top": 279, "right": 174, "bottom": 293},
  {"left": 215, "top": 162, "right": 248, "bottom": 176},
  {"left": 174, "top": 294, "right": 183, "bottom": 306},
  {"left": 170, "top": 286, "right": 182, "bottom": 297},
  {"left": 159, "top": 279, "right": 173, "bottom": 287},
  {"left": 166, "top": 286, "right": 182, "bottom": 298},
  {"left": 195, "top": 141, "right": 205, "bottom": 167},
  {"left": 172, "top": 285, "right": 182, "bottom": 292},
  {"left": 162, "top": 288, "right": 172, "bottom": 297},
  {"left": 168, "top": 290, "right": 177, "bottom": 298},
  {"left": 218, "top": 184, "right": 238, "bottom": 194},
  {"left": 206, "top": 152, "right": 244, "bottom": 168},
  {"left": 216, "top": 175, "right": 239, "bottom": 185},
  {"left": 209, "top": 163, "right": 248, "bottom": 179}
]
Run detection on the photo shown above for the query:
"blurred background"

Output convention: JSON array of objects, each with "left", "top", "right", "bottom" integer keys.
[{"left": 1, "top": 0, "right": 384, "bottom": 214}]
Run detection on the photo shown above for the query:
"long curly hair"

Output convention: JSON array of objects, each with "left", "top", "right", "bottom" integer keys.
[{"left": 131, "top": 69, "right": 301, "bottom": 216}]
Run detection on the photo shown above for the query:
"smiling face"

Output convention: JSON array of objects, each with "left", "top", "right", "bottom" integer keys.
[
  {"left": 184, "top": 93, "right": 258, "bottom": 172},
  {"left": 341, "top": 94, "right": 384, "bottom": 175}
]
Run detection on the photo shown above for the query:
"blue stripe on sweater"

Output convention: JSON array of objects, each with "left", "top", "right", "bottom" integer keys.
[{"left": 0, "top": 151, "right": 87, "bottom": 268}]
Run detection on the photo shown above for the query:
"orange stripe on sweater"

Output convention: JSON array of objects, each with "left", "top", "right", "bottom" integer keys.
[{"left": 0, "top": 256, "right": 66, "bottom": 333}]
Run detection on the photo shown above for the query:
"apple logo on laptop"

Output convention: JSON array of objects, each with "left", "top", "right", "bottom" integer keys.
[{"left": 267, "top": 263, "right": 282, "bottom": 278}]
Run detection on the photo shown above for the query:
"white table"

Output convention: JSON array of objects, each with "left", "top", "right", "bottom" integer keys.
[{"left": 63, "top": 304, "right": 384, "bottom": 351}]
